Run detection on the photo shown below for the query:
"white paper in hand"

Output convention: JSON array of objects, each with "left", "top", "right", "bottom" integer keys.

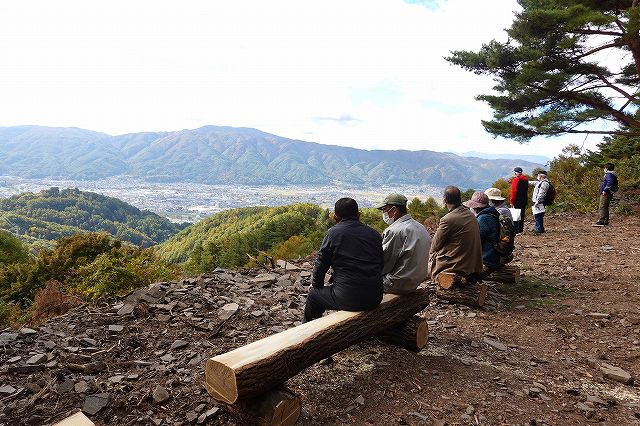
[{"left": 509, "top": 208, "right": 521, "bottom": 221}]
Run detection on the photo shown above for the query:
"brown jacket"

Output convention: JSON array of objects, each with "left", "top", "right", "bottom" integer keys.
[{"left": 429, "top": 205, "right": 483, "bottom": 280}]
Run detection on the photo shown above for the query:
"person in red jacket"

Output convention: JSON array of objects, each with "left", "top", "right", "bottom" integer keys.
[{"left": 509, "top": 167, "right": 529, "bottom": 234}]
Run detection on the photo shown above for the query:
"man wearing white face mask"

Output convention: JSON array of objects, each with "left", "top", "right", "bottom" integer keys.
[{"left": 375, "top": 193, "right": 432, "bottom": 294}]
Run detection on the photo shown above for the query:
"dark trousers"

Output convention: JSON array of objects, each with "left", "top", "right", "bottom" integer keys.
[
  {"left": 534, "top": 212, "right": 545, "bottom": 233},
  {"left": 514, "top": 206, "right": 526, "bottom": 233},
  {"left": 598, "top": 192, "right": 613, "bottom": 224},
  {"left": 304, "top": 285, "right": 381, "bottom": 322}
]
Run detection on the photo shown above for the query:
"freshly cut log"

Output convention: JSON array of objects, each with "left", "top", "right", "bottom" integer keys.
[
  {"left": 205, "top": 289, "right": 430, "bottom": 404},
  {"left": 53, "top": 412, "right": 95, "bottom": 426},
  {"left": 485, "top": 265, "right": 520, "bottom": 284},
  {"left": 436, "top": 272, "right": 467, "bottom": 289},
  {"left": 224, "top": 386, "right": 301, "bottom": 426},
  {"left": 379, "top": 315, "right": 428, "bottom": 352},
  {"left": 436, "top": 283, "right": 487, "bottom": 307}
]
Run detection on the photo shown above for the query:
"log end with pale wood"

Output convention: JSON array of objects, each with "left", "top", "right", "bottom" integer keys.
[
  {"left": 53, "top": 412, "right": 95, "bottom": 426},
  {"left": 379, "top": 315, "right": 428, "bottom": 352},
  {"left": 205, "top": 288, "right": 430, "bottom": 404}
]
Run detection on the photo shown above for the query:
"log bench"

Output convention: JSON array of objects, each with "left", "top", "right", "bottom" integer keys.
[{"left": 204, "top": 288, "right": 430, "bottom": 425}]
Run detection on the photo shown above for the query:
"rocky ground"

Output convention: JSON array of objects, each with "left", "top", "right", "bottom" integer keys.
[{"left": 1, "top": 213, "right": 639, "bottom": 426}]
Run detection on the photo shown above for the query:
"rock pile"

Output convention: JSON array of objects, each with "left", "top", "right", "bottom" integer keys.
[{"left": 0, "top": 263, "right": 312, "bottom": 425}]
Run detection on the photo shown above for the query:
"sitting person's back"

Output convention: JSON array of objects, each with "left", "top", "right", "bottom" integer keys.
[
  {"left": 464, "top": 192, "right": 501, "bottom": 273},
  {"left": 429, "top": 186, "right": 483, "bottom": 281},
  {"left": 304, "top": 197, "right": 383, "bottom": 322}
]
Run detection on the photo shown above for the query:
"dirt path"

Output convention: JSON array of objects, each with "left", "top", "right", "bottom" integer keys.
[
  {"left": 1, "top": 213, "right": 638, "bottom": 425},
  {"left": 292, "top": 213, "right": 640, "bottom": 425}
]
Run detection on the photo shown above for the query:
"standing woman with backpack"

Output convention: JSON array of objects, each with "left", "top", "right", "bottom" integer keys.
[
  {"left": 531, "top": 171, "right": 551, "bottom": 234},
  {"left": 593, "top": 163, "right": 619, "bottom": 227}
]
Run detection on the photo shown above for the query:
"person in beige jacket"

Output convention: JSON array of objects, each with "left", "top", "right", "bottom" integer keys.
[{"left": 428, "top": 186, "right": 483, "bottom": 281}]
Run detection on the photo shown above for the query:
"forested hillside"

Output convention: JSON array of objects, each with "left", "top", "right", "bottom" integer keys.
[
  {"left": 0, "top": 188, "right": 186, "bottom": 247},
  {"left": 157, "top": 204, "right": 333, "bottom": 272},
  {"left": 0, "top": 125, "right": 541, "bottom": 188},
  {"left": 157, "top": 199, "right": 446, "bottom": 273}
]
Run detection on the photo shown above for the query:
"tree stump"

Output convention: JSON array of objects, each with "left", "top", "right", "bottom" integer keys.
[{"left": 379, "top": 315, "right": 428, "bottom": 352}]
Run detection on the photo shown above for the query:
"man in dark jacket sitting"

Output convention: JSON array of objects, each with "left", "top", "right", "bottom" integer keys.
[
  {"left": 464, "top": 191, "right": 500, "bottom": 275},
  {"left": 303, "top": 197, "right": 384, "bottom": 322}
]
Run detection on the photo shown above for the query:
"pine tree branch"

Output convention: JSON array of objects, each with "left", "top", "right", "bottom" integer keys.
[
  {"left": 575, "top": 41, "right": 625, "bottom": 59},
  {"left": 526, "top": 82, "right": 640, "bottom": 129},
  {"left": 566, "top": 129, "right": 640, "bottom": 135},
  {"left": 593, "top": 74, "right": 639, "bottom": 102},
  {"left": 570, "top": 29, "right": 624, "bottom": 37}
]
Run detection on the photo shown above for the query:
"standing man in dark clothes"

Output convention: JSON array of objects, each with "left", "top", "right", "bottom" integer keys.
[
  {"left": 593, "top": 163, "right": 619, "bottom": 227},
  {"left": 510, "top": 166, "right": 529, "bottom": 234},
  {"left": 304, "top": 197, "right": 384, "bottom": 322}
]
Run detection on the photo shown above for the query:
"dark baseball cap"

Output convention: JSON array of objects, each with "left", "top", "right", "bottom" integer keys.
[{"left": 513, "top": 167, "right": 523, "bottom": 173}]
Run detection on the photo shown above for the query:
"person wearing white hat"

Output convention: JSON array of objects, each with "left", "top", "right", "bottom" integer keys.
[{"left": 484, "top": 187, "right": 513, "bottom": 221}]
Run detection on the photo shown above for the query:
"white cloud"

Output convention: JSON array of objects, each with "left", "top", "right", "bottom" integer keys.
[{"left": 0, "top": 0, "right": 602, "bottom": 158}]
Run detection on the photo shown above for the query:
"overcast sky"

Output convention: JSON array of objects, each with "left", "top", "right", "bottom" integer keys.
[{"left": 0, "top": 0, "right": 600, "bottom": 158}]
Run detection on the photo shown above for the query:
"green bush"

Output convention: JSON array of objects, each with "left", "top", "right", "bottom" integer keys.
[
  {"left": 0, "top": 230, "right": 30, "bottom": 266},
  {"left": 0, "top": 232, "right": 178, "bottom": 308},
  {"left": 73, "top": 249, "right": 178, "bottom": 301}
]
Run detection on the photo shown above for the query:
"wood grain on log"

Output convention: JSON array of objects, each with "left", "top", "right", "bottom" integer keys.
[
  {"left": 436, "top": 283, "right": 487, "bottom": 307},
  {"left": 205, "top": 289, "right": 430, "bottom": 404},
  {"left": 485, "top": 265, "right": 520, "bottom": 284},
  {"left": 379, "top": 315, "right": 428, "bottom": 352},
  {"left": 436, "top": 272, "right": 467, "bottom": 289},
  {"left": 225, "top": 386, "right": 301, "bottom": 426}
]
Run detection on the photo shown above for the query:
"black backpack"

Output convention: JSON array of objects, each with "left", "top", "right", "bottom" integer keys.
[
  {"left": 495, "top": 213, "right": 515, "bottom": 265},
  {"left": 543, "top": 182, "right": 556, "bottom": 206}
]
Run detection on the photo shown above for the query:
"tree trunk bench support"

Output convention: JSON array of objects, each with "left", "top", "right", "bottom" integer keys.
[
  {"left": 485, "top": 264, "right": 520, "bottom": 284},
  {"left": 378, "top": 315, "right": 428, "bottom": 352},
  {"left": 435, "top": 272, "right": 487, "bottom": 307},
  {"left": 204, "top": 289, "right": 430, "bottom": 404},
  {"left": 224, "top": 386, "right": 301, "bottom": 426}
]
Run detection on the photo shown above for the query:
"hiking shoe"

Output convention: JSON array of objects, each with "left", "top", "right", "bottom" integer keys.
[{"left": 592, "top": 221, "right": 607, "bottom": 227}]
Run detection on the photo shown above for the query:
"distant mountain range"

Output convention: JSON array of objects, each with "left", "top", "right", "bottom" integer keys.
[
  {"left": 456, "top": 151, "right": 550, "bottom": 165},
  {"left": 0, "top": 125, "right": 542, "bottom": 188}
]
